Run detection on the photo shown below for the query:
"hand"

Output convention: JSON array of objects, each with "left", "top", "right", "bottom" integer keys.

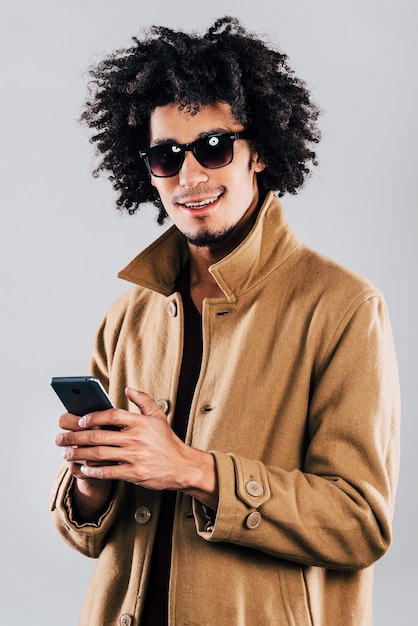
[
  {"left": 55, "top": 411, "right": 113, "bottom": 520},
  {"left": 55, "top": 388, "right": 218, "bottom": 509}
]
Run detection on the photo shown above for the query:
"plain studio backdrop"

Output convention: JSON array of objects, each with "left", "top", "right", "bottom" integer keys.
[{"left": 1, "top": 1, "right": 416, "bottom": 624}]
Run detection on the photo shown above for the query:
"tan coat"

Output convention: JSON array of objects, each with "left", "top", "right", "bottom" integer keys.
[{"left": 50, "top": 192, "right": 400, "bottom": 626}]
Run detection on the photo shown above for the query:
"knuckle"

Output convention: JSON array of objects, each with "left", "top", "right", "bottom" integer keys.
[
  {"left": 92, "top": 447, "right": 106, "bottom": 461},
  {"left": 94, "top": 467, "right": 105, "bottom": 479},
  {"left": 64, "top": 446, "right": 75, "bottom": 460},
  {"left": 113, "top": 407, "right": 125, "bottom": 421},
  {"left": 90, "top": 429, "right": 104, "bottom": 444},
  {"left": 64, "top": 431, "right": 76, "bottom": 445}
]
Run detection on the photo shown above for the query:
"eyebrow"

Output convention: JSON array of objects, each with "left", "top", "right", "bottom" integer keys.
[{"left": 150, "top": 128, "right": 235, "bottom": 148}]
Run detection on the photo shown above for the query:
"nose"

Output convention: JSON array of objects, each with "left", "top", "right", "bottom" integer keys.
[{"left": 178, "top": 151, "right": 209, "bottom": 188}]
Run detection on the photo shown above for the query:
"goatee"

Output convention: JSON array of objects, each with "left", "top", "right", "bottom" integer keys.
[{"left": 181, "top": 225, "right": 235, "bottom": 248}]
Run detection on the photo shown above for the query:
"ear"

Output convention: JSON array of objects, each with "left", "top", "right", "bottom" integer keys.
[{"left": 253, "top": 154, "right": 266, "bottom": 173}]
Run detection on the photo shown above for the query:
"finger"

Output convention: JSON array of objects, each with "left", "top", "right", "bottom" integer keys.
[
  {"left": 62, "top": 444, "right": 121, "bottom": 464},
  {"left": 66, "top": 461, "right": 112, "bottom": 480},
  {"left": 55, "top": 426, "right": 120, "bottom": 448},
  {"left": 65, "top": 461, "right": 91, "bottom": 479},
  {"left": 125, "top": 387, "right": 166, "bottom": 418},
  {"left": 58, "top": 412, "right": 86, "bottom": 431},
  {"left": 79, "top": 463, "right": 122, "bottom": 481},
  {"left": 78, "top": 408, "right": 128, "bottom": 431}
]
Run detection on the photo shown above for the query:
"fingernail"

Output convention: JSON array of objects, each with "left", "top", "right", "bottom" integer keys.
[
  {"left": 126, "top": 386, "right": 140, "bottom": 395},
  {"left": 78, "top": 416, "right": 87, "bottom": 427}
]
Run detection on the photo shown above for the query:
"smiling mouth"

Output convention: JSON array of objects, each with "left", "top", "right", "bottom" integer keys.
[
  {"left": 183, "top": 197, "right": 219, "bottom": 209},
  {"left": 173, "top": 187, "right": 224, "bottom": 209}
]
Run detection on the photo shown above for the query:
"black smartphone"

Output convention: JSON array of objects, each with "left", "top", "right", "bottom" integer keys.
[{"left": 50, "top": 376, "right": 115, "bottom": 416}]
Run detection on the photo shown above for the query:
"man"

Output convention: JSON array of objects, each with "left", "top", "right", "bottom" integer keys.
[{"left": 51, "top": 16, "right": 400, "bottom": 626}]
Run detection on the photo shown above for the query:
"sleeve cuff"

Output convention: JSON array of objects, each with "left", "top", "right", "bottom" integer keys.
[
  {"left": 193, "top": 451, "right": 271, "bottom": 542},
  {"left": 63, "top": 476, "right": 117, "bottom": 529}
]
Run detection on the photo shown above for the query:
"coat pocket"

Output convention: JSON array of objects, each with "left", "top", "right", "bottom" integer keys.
[{"left": 277, "top": 563, "right": 314, "bottom": 626}]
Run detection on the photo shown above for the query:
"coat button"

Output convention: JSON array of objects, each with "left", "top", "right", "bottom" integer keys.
[
  {"left": 167, "top": 300, "right": 177, "bottom": 317},
  {"left": 134, "top": 506, "right": 152, "bottom": 525},
  {"left": 155, "top": 399, "right": 169, "bottom": 414},
  {"left": 246, "top": 481, "right": 264, "bottom": 497},
  {"left": 119, "top": 614, "right": 132, "bottom": 626},
  {"left": 246, "top": 511, "right": 262, "bottom": 530}
]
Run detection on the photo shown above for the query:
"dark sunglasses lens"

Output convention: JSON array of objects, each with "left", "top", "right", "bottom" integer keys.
[
  {"left": 146, "top": 134, "right": 236, "bottom": 176},
  {"left": 148, "top": 144, "right": 183, "bottom": 177},
  {"left": 196, "top": 135, "right": 234, "bottom": 168}
]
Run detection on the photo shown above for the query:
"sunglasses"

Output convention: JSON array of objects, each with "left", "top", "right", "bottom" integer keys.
[{"left": 140, "top": 131, "right": 249, "bottom": 178}]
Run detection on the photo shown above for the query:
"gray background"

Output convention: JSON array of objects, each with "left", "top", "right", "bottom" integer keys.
[{"left": 1, "top": 1, "right": 416, "bottom": 624}]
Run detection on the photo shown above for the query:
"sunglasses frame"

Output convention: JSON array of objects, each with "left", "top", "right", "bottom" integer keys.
[{"left": 140, "top": 131, "right": 249, "bottom": 178}]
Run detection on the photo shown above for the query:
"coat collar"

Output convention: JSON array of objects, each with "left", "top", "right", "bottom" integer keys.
[{"left": 118, "top": 191, "right": 301, "bottom": 300}]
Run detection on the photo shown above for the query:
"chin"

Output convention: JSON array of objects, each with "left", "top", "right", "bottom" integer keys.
[{"left": 182, "top": 225, "right": 235, "bottom": 248}]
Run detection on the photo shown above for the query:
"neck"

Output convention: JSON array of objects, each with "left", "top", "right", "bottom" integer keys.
[
  {"left": 186, "top": 195, "right": 264, "bottom": 311},
  {"left": 188, "top": 190, "right": 263, "bottom": 269}
]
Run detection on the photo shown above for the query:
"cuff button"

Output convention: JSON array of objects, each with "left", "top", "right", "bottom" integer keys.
[
  {"left": 246, "top": 511, "right": 261, "bottom": 530},
  {"left": 246, "top": 480, "right": 264, "bottom": 497}
]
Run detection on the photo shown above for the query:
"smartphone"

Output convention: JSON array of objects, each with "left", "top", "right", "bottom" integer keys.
[{"left": 50, "top": 376, "right": 115, "bottom": 416}]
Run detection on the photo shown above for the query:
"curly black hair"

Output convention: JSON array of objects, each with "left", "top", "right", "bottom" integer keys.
[{"left": 81, "top": 16, "right": 321, "bottom": 224}]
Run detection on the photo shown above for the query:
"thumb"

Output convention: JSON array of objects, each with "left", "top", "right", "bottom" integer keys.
[{"left": 125, "top": 387, "right": 167, "bottom": 418}]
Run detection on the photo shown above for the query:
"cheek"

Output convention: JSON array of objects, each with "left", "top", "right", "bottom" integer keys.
[{"left": 150, "top": 179, "right": 173, "bottom": 200}]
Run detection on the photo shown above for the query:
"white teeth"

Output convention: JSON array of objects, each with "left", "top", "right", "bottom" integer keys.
[{"left": 184, "top": 197, "right": 217, "bottom": 208}]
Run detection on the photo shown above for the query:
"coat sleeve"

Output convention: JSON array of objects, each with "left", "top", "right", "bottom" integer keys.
[
  {"left": 49, "top": 299, "right": 130, "bottom": 558},
  {"left": 49, "top": 463, "right": 127, "bottom": 558},
  {"left": 193, "top": 294, "right": 400, "bottom": 570}
]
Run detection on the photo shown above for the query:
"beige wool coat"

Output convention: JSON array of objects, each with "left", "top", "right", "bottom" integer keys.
[{"left": 50, "top": 192, "right": 400, "bottom": 626}]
